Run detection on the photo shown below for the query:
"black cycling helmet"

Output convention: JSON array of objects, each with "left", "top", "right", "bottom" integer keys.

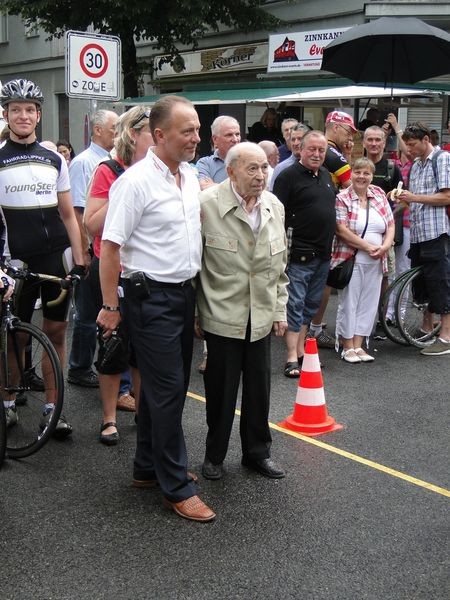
[{"left": 1, "top": 78, "right": 44, "bottom": 108}]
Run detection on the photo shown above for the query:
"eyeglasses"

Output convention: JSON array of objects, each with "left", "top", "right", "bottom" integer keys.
[
  {"left": 337, "top": 124, "right": 354, "bottom": 136},
  {"left": 131, "top": 109, "right": 150, "bottom": 129}
]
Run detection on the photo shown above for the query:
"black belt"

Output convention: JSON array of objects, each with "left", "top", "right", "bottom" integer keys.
[{"left": 145, "top": 277, "right": 193, "bottom": 289}]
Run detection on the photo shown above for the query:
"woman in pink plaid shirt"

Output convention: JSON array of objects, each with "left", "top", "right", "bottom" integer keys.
[{"left": 331, "top": 157, "right": 395, "bottom": 363}]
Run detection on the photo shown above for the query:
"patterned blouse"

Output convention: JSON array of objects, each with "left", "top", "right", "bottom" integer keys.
[{"left": 330, "top": 184, "right": 394, "bottom": 274}]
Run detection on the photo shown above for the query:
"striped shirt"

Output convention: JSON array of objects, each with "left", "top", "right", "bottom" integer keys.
[
  {"left": 408, "top": 148, "right": 450, "bottom": 243},
  {"left": 331, "top": 184, "right": 394, "bottom": 273}
]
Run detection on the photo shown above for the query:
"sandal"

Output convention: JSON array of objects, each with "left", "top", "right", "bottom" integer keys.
[
  {"left": 341, "top": 348, "right": 361, "bottom": 364},
  {"left": 284, "top": 361, "right": 301, "bottom": 378},
  {"left": 100, "top": 421, "right": 119, "bottom": 446},
  {"left": 354, "top": 348, "right": 375, "bottom": 362}
]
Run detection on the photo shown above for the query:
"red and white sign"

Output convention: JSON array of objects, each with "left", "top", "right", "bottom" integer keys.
[
  {"left": 268, "top": 28, "right": 349, "bottom": 73},
  {"left": 66, "top": 31, "right": 121, "bottom": 100}
]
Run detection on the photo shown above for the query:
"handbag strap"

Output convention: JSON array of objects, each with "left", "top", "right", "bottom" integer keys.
[{"left": 354, "top": 199, "right": 370, "bottom": 256}]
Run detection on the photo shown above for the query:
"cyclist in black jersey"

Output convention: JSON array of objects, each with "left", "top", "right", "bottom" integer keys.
[{"left": 0, "top": 78, "right": 85, "bottom": 436}]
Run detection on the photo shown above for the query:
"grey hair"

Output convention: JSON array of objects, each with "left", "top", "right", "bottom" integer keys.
[
  {"left": 300, "top": 129, "right": 327, "bottom": 148},
  {"left": 363, "top": 125, "right": 386, "bottom": 140},
  {"left": 281, "top": 118, "right": 298, "bottom": 128},
  {"left": 292, "top": 123, "right": 311, "bottom": 134},
  {"left": 353, "top": 157, "right": 375, "bottom": 173},
  {"left": 211, "top": 115, "right": 240, "bottom": 136},
  {"left": 225, "top": 141, "right": 265, "bottom": 168},
  {"left": 90, "top": 109, "right": 117, "bottom": 130}
]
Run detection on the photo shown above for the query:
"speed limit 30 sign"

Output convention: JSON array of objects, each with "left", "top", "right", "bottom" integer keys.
[{"left": 66, "top": 31, "right": 121, "bottom": 100}]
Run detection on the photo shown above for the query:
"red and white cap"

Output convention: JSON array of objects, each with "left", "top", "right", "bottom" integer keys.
[{"left": 325, "top": 110, "right": 357, "bottom": 132}]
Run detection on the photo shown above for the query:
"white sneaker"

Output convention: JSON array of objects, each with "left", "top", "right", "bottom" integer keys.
[{"left": 341, "top": 348, "right": 361, "bottom": 364}]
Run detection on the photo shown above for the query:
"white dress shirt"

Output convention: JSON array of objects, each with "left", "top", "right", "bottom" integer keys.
[{"left": 103, "top": 149, "right": 202, "bottom": 282}]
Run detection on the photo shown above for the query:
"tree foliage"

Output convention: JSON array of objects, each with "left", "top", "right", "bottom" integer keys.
[{"left": 0, "top": 0, "right": 280, "bottom": 97}]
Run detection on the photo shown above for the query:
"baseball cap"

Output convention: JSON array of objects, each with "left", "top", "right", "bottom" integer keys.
[{"left": 326, "top": 111, "right": 357, "bottom": 132}]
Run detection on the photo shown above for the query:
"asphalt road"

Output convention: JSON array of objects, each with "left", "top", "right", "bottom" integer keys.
[{"left": 1, "top": 298, "right": 449, "bottom": 600}]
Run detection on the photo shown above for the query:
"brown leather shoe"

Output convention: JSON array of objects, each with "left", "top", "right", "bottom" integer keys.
[
  {"left": 132, "top": 471, "right": 198, "bottom": 489},
  {"left": 163, "top": 495, "right": 216, "bottom": 522},
  {"left": 117, "top": 393, "right": 136, "bottom": 412}
]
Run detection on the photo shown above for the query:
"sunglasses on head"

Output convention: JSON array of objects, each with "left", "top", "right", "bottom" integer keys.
[{"left": 131, "top": 109, "right": 150, "bottom": 129}]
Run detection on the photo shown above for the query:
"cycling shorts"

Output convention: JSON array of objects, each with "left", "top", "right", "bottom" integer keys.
[{"left": 13, "top": 248, "right": 73, "bottom": 323}]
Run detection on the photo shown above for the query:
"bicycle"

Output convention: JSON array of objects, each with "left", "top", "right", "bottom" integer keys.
[
  {"left": 379, "top": 265, "right": 441, "bottom": 347},
  {"left": 1, "top": 266, "right": 78, "bottom": 459}
]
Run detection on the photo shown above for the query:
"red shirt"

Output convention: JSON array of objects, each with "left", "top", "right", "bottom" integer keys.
[{"left": 89, "top": 158, "right": 126, "bottom": 258}]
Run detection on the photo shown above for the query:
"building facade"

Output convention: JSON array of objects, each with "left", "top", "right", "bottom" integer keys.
[{"left": 0, "top": 0, "right": 449, "bottom": 153}]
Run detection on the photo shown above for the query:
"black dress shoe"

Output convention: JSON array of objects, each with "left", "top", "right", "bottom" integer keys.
[
  {"left": 241, "top": 457, "right": 285, "bottom": 479},
  {"left": 202, "top": 458, "right": 224, "bottom": 480},
  {"left": 100, "top": 422, "right": 119, "bottom": 446}
]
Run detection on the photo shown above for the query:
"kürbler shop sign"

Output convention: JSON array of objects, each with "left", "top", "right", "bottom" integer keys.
[
  {"left": 267, "top": 28, "right": 349, "bottom": 73},
  {"left": 154, "top": 43, "right": 268, "bottom": 78}
]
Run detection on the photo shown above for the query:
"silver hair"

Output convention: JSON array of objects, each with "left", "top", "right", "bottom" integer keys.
[
  {"left": 90, "top": 109, "right": 117, "bottom": 130},
  {"left": 281, "top": 118, "right": 298, "bottom": 128},
  {"left": 225, "top": 141, "right": 265, "bottom": 168},
  {"left": 211, "top": 115, "right": 240, "bottom": 137},
  {"left": 363, "top": 125, "right": 386, "bottom": 140}
]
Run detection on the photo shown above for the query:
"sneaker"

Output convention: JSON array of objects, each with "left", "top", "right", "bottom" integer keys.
[
  {"left": 40, "top": 407, "right": 73, "bottom": 439},
  {"left": 5, "top": 405, "right": 18, "bottom": 428},
  {"left": 314, "top": 329, "right": 336, "bottom": 349},
  {"left": 67, "top": 369, "right": 99, "bottom": 388},
  {"left": 373, "top": 322, "right": 387, "bottom": 341},
  {"left": 420, "top": 338, "right": 450, "bottom": 356}
]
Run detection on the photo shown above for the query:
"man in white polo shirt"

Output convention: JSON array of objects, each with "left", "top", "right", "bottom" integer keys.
[{"left": 97, "top": 96, "right": 215, "bottom": 523}]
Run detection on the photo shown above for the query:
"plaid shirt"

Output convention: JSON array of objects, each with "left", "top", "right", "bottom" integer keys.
[
  {"left": 331, "top": 184, "right": 394, "bottom": 273},
  {"left": 408, "top": 148, "right": 450, "bottom": 243}
]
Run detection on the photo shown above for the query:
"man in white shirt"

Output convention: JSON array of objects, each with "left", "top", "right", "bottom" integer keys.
[{"left": 98, "top": 96, "right": 215, "bottom": 523}]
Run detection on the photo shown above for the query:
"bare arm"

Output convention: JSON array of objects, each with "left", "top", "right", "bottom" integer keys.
[
  {"left": 84, "top": 196, "right": 109, "bottom": 238},
  {"left": 397, "top": 188, "right": 450, "bottom": 207},
  {"left": 97, "top": 239, "right": 122, "bottom": 336},
  {"left": 57, "top": 191, "right": 85, "bottom": 266},
  {"left": 336, "top": 223, "right": 379, "bottom": 254}
]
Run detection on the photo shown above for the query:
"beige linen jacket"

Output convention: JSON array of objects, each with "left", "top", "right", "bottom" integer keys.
[{"left": 196, "top": 179, "right": 289, "bottom": 342}]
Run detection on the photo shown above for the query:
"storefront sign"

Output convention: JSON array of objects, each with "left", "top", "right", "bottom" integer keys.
[
  {"left": 154, "top": 43, "right": 268, "bottom": 78},
  {"left": 268, "top": 28, "right": 349, "bottom": 73}
]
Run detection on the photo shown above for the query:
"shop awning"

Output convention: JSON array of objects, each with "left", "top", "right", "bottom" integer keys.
[
  {"left": 258, "top": 85, "right": 443, "bottom": 103},
  {"left": 118, "top": 80, "right": 449, "bottom": 106}
]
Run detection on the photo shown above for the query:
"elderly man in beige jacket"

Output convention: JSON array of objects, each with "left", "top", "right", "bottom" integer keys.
[{"left": 195, "top": 142, "right": 289, "bottom": 481}]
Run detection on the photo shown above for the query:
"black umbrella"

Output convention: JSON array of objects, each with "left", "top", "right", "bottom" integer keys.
[{"left": 321, "top": 17, "right": 450, "bottom": 87}]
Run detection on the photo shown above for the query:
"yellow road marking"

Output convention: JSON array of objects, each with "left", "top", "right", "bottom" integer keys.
[{"left": 187, "top": 391, "right": 450, "bottom": 499}]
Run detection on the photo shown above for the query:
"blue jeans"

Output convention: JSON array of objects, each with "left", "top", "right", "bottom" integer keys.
[
  {"left": 68, "top": 275, "right": 98, "bottom": 374},
  {"left": 286, "top": 258, "right": 330, "bottom": 331}
]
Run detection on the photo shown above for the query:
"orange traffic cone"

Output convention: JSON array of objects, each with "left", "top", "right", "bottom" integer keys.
[{"left": 279, "top": 337, "right": 343, "bottom": 436}]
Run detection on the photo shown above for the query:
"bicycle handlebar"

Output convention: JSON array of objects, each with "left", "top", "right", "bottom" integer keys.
[{"left": 3, "top": 265, "right": 81, "bottom": 307}]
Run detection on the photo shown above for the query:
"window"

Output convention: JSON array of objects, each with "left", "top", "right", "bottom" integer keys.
[{"left": 24, "top": 20, "right": 39, "bottom": 38}]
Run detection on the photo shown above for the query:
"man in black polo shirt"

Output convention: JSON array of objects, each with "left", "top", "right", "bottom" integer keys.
[{"left": 273, "top": 130, "right": 336, "bottom": 378}]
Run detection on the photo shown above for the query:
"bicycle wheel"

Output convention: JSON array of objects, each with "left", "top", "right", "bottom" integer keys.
[
  {"left": 378, "top": 269, "right": 415, "bottom": 345},
  {"left": 0, "top": 401, "right": 5, "bottom": 468},
  {"left": 2, "top": 321, "right": 64, "bottom": 458},
  {"left": 395, "top": 268, "right": 441, "bottom": 348}
]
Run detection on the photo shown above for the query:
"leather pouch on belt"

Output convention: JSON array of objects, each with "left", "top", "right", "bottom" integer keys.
[{"left": 290, "top": 247, "right": 316, "bottom": 264}]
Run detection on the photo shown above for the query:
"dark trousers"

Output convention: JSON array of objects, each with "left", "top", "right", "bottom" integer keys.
[
  {"left": 69, "top": 269, "right": 98, "bottom": 374},
  {"left": 123, "top": 281, "right": 197, "bottom": 502},
  {"left": 204, "top": 326, "right": 272, "bottom": 464}
]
